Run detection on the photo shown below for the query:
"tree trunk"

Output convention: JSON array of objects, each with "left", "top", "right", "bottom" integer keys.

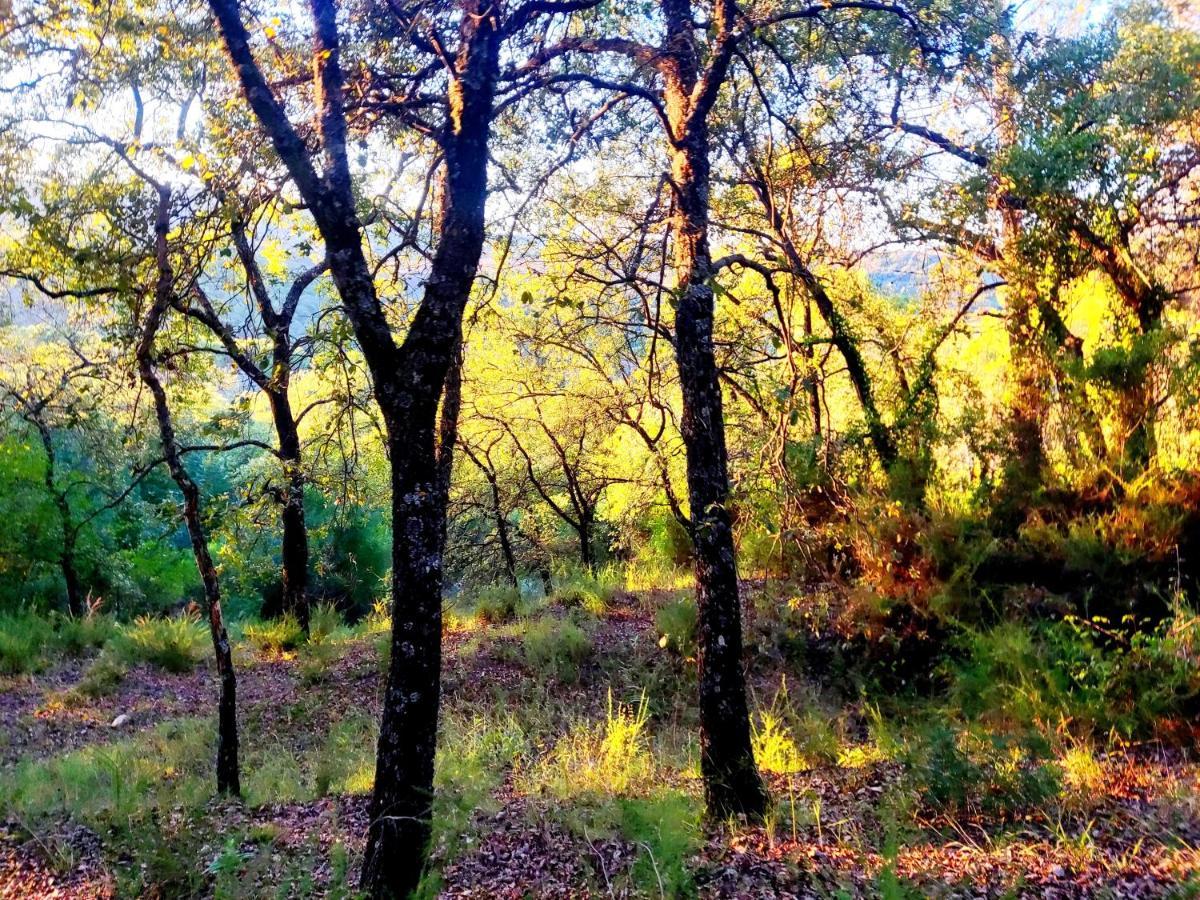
[
  {"left": 802, "top": 299, "right": 822, "bottom": 448},
  {"left": 998, "top": 287, "right": 1049, "bottom": 520},
  {"left": 359, "top": 10, "right": 497, "bottom": 895},
  {"left": 660, "top": 0, "right": 767, "bottom": 819},
  {"left": 270, "top": 390, "right": 310, "bottom": 633},
  {"left": 207, "top": 0, "right": 499, "bottom": 889},
  {"left": 490, "top": 480, "right": 519, "bottom": 589},
  {"left": 577, "top": 514, "right": 595, "bottom": 574},
  {"left": 34, "top": 421, "right": 84, "bottom": 617},
  {"left": 140, "top": 186, "right": 240, "bottom": 796}
]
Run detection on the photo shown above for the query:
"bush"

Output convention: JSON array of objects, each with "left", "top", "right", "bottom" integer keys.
[
  {"left": 522, "top": 617, "right": 592, "bottom": 682},
  {"left": 72, "top": 652, "right": 129, "bottom": 699},
  {"left": 951, "top": 611, "right": 1200, "bottom": 742},
  {"left": 243, "top": 614, "right": 305, "bottom": 654},
  {"left": 0, "top": 611, "right": 54, "bottom": 674},
  {"left": 901, "top": 725, "right": 1059, "bottom": 819},
  {"left": 655, "top": 597, "right": 697, "bottom": 659},
  {"left": 471, "top": 585, "right": 522, "bottom": 625},
  {"left": 52, "top": 611, "right": 117, "bottom": 656},
  {"left": 109, "top": 615, "right": 208, "bottom": 673}
]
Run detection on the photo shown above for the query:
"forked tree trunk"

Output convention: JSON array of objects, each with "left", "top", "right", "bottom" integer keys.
[
  {"left": 140, "top": 187, "right": 240, "bottom": 796},
  {"left": 209, "top": 0, "right": 510, "bottom": 890},
  {"left": 359, "top": 11, "right": 497, "bottom": 896}
]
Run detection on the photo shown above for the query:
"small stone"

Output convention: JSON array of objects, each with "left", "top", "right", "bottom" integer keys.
[
  {"left": 1051, "top": 865, "right": 1066, "bottom": 878},
  {"left": 110, "top": 713, "right": 130, "bottom": 728}
]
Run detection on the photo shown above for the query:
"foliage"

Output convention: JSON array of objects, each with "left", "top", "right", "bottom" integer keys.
[
  {"left": 900, "top": 725, "right": 1061, "bottom": 819},
  {"left": 521, "top": 616, "right": 592, "bottom": 682},
  {"left": 950, "top": 609, "right": 1200, "bottom": 741},
  {"left": 108, "top": 614, "right": 209, "bottom": 673},
  {"left": 655, "top": 597, "right": 698, "bottom": 660},
  {"left": 242, "top": 614, "right": 306, "bottom": 655}
]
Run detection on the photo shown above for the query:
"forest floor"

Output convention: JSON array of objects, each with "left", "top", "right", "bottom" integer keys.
[{"left": 1, "top": 585, "right": 1198, "bottom": 898}]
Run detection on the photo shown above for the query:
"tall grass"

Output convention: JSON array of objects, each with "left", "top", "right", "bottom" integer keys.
[
  {"left": 0, "top": 610, "right": 116, "bottom": 675},
  {"left": 521, "top": 690, "right": 653, "bottom": 799},
  {"left": 108, "top": 614, "right": 208, "bottom": 673}
]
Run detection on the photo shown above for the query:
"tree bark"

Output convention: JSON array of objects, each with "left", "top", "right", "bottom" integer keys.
[
  {"left": 139, "top": 186, "right": 240, "bottom": 796},
  {"left": 270, "top": 389, "right": 310, "bottom": 632},
  {"left": 659, "top": 0, "right": 767, "bottom": 821},
  {"left": 358, "top": 9, "right": 497, "bottom": 895},
  {"left": 31, "top": 418, "right": 84, "bottom": 616}
]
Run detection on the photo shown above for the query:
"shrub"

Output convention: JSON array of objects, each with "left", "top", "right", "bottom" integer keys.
[
  {"left": 72, "top": 652, "right": 129, "bottom": 699},
  {"left": 901, "top": 725, "right": 1060, "bottom": 818},
  {"left": 110, "top": 615, "right": 208, "bottom": 673},
  {"left": 522, "top": 617, "right": 592, "bottom": 682},
  {"left": 951, "top": 611, "right": 1200, "bottom": 742},
  {"left": 471, "top": 584, "right": 522, "bottom": 624},
  {"left": 655, "top": 597, "right": 697, "bottom": 659},
  {"left": 0, "top": 611, "right": 54, "bottom": 674},
  {"left": 242, "top": 614, "right": 305, "bottom": 654},
  {"left": 52, "top": 611, "right": 117, "bottom": 656}
]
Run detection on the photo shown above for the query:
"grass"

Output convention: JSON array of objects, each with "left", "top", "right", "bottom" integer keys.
[
  {"left": 549, "top": 566, "right": 624, "bottom": 619},
  {"left": 0, "top": 610, "right": 116, "bottom": 675},
  {"left": 2, "top": 717, "right": 213, "bottom": 826},
  {"left": 108, "top": 614, "right": 208, "bottom": 672},
  {"left": 522, "top": 616, "right": 592, "bottom": 682},
  {"left": 242, "top": 613, "right": 306, "bottom": 654},
  {"left": 655, "top": 596, "right": 697, "bottom": 659},
  {"left": 69, "top": 652, "right": 129, "bottom": 700},
  {"left": 0, "top": 611, "right": 55, "bottom": 674},
  {"left": 466, "top": 584, "right": 524, "bottom": 625},
  {"left": 2, "top": 575, "right": 1198, "bottom": 895},
  {"left": 521, "top": 689, "right": 653, "bottom": 799},
  {"left": 313, "top": 713, "right": 378, "bottom": 796},
  {"left": 752, "top": 710, "right": 807, "bottom": 775},
  {"left": 416, "top": 708, "right": 530, "bottom": 898}
]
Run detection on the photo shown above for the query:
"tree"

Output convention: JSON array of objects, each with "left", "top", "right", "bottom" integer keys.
[
  {"left": 170, "top": 204, "right": 327, "bottom": 631},
  {"left": 205, "top": 0, "right": 603, "bottom": 891},
  {"left": 138, "top": 182, "right": 242, "bottom": 796},
  {"left": 881, "top": 2, "right": 1200, "bottom": 487},
  {"left": 0, "top": 336, "right": 103, "bottom": 616}
]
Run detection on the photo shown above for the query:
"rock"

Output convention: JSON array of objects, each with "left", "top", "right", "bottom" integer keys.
[
  {"left": 110, "top": 713, "right": 130, "bottom": 728},
  {"left": 1051, "top": 865, "right": 1066, "bottom": 878}
]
